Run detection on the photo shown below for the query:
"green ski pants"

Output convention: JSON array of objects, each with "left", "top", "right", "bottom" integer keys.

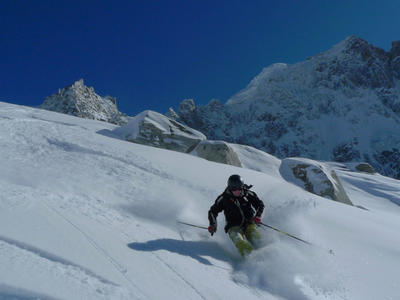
[{"left": 228, "top": 224, "right": 261, "bottom": 257}]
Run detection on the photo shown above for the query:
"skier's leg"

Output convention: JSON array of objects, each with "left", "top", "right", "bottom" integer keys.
[
  {"left": 228, "top": 226, "right": 253, "bottom": 257},
  {"left": 244, "top": 224, "right": 262, "bottom": 248}
]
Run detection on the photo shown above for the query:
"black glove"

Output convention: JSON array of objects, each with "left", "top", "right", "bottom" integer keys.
[{"left": 208, "top": 225, "right": 217, "bottom": 236}]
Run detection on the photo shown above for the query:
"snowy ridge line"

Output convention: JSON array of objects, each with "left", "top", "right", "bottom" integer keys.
[
  {"left": 42, "top": 201, "right": 148, "bottom": 299},
  {"left": 48, "top": 136, "right": 218, "bottom": 196},
  {"left": 45, "top": 137, "right": 226, "bottom": 196},
  {"left": 0, "top": 235, "right": 116, "bottom": 287},
  {"left": 46, "top": 138, "right": 175, "bottom": 181},
  {"left": 30, "top": 114, "right": 89, "bottom": 129}
]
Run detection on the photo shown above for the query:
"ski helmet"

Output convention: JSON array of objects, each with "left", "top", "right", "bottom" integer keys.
[{"left": 227, "top": 174, "right": 244, "bottom": 190}]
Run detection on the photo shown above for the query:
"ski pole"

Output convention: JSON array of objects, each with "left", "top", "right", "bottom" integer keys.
[
  {"left": 177, "top": 221, "right": 209, "bottom": 230},
  {"left": 260, "top": 222, "right": 312, "bottom": 245},
  {"left": 260, "top": 222, "right": 334, "bottom": 255}
]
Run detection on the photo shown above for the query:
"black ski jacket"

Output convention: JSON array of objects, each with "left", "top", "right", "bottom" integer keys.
[{"left": 208, "top": 186, "right": 265, "bottom": 232}]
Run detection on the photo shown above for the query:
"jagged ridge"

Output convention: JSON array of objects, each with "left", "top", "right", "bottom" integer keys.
[{"left": 41, "top": 79, "right": 128, "bottom": 125}]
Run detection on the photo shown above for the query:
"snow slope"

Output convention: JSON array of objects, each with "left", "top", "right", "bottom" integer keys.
[{"left": 1, "top": 101, "right": 400, "bottom": 300}]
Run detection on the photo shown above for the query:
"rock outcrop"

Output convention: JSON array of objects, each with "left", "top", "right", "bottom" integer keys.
[
  {"left": 191, "top": 141, "right": 242, "bottom": 167},
  {"left": 280, "top": 158, "right": 353, "bottom": 205},
  {"left": 113, "top": 110, "right": 206, "bottom": 153},
  {"left": 354, "top": 163, "right": 377, "bottom": 174}
]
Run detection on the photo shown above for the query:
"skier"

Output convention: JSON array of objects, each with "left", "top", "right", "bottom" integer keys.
[{"left": 208, "top": 174, "right": 265, "bottom": 257}]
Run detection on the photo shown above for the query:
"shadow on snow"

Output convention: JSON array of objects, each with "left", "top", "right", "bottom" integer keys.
[{"left": 127, "top": 238, "right": 233, "bottom": 266}]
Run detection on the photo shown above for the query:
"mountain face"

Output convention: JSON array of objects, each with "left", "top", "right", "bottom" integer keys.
[
  {"left": 41, "top": 79, "right": 129, "bottom": 125},
  {"left": 169, "top": 36, "right": 400, "bottom": 179}
]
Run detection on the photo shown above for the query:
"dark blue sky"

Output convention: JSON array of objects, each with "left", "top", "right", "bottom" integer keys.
[{"left": 1, "top": 0, "right": 399, "bottom": 116}]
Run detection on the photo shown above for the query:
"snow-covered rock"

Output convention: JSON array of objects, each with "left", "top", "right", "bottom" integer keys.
[
  {"left": 191, "top": 140, "right": 282, "bottom": 176},
  {"left": 191, "top": 140, "right": 242, "bottom": 167},
  {"left": 170, "top": 36, "right": 400, "bottom": 179},
  {"left": 280, "top": 158, "right": 353, "bottom": 205},
  {"left": 113, "top": 110, "right": 206, "bottom": 153},
  {"left": 228, "top": 143, "right": 282, "bottom": 176},
  {"left": 41, "top": 79, "right": 128, "bottom": 125},
  {"left": 346, "top": 162, "right": 377, "bottom": 174}
]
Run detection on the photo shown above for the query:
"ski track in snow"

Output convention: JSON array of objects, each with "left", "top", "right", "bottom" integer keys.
[
  {"left": 0, "top": 235, "right": 116, "bottom": 286},
  {"left": 121, "top": 224, "right": 210, "bottom": 300},
  {"left": 41, "top": 200, "right": 148, "bottom": 299},
  {"left": 0, "top": 239, "right": 132, "bottom": 300},
  {"left": 152, "top": 252, "right": 207, "bottom": 300},
  {"left": 0, "top": 284, "right": 59, "bottom": 300}
]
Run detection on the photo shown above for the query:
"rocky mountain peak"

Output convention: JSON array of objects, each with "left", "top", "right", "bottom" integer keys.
[
  {"left": 72, "top": 78, "right": 85, "bottom": 88},
  {"left": 41, "top": 79, "right": 128, "bottom": 125},
  {"left": 342, "top": 35, "right": 373, "bottom": 52},
  {"left": 330, "top": 35, "right": 386, "bottom": 59},
  {"left": 315, "top": 35, "right": 393, "bottom": 89}
]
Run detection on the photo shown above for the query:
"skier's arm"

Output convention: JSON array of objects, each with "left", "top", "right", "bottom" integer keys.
[
  {"left": 248, "top": 191, "right": 265, "bottom": 217},
  {"left": 208, "top": 195, "right": 224, "bottom": 227}
]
